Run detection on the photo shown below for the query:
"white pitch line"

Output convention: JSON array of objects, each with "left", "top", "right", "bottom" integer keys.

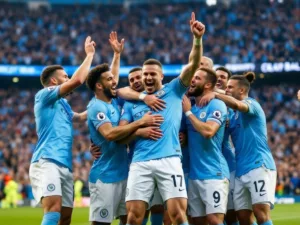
[{"left": 272, "top": 215, "right": 300, "bottom": 221}]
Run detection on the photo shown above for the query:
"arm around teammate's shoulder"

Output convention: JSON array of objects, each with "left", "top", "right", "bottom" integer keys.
[
  {"left": 59, "top": 36, "right": 95, "bottom": 97},
  {"left": 117, "top": 87, "right": 166, "bottom": 112},
  {"left": 98, "top": 112, "right": 164, "bottom": 142},
  {"left": 215, "top": 93, "right": 249, "bottom": 113}
]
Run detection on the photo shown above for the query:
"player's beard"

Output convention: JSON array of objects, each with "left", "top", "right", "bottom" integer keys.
[
  {"left": 103, "top": 87, "right": 115, "bottom": 99},
  {"left": 188, "top": 85, "right": 204, "bottom": 97}
]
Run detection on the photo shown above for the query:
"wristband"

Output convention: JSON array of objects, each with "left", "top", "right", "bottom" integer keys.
[
  {"left": 195, "top": 38, "right": 201, "bottom": 46},
  {"left": 139, "top": 93, "right": 147, "bottom": 100},
  {"left": 185, "top": 111, "right": 193, "bottom": 117}
]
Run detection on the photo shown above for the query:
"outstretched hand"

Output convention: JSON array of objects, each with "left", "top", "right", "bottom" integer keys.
[
  {"left": 109, "top": 31, "right": 125, "bottom": 54},
  {"left": 85, "top": 36, "right": 96, "bottom": 56}
]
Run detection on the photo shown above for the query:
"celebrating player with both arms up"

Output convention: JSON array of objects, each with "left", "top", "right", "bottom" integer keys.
[{"left": 30, "top": 11, "right": 276, "bottom": 225}]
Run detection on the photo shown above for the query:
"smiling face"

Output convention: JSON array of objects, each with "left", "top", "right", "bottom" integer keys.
[
  {"left": 188, "top": 70, "right": 207, "bottom": 97},
  {"left": 142, "top": 64, "right": 163, "bottom": 94},
  {"left": 96, "top": 71, "right": 117, "bottom": 98},
  {"left": 225, "top": 79, "right": 242, "bottom": 100},
  {"left": 216, "top": 69, "right": 229, "bottom": 90},
  {"left": 128, "top": 70, "right": 144, "bottom": 92}
]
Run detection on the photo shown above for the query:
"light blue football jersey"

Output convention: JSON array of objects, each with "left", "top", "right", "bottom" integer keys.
[
  {"left": 120, "top": 100, "right": 138, "bottom": 164},
  {"left": 222, "top": 108, "right": 236, "bottom": 173},
  {"left": 229, "top": 97, "right": 276, "bottom": 177},
  {"left": 187, "top": 99, "right": 229, "bottom": 180},
  {"left": 87, "top": 98, "right": 128, "bottom": 183},
  {"left": 120, "top": 78, "right": 188, "bottom": 162},
  {"left": 180, "top": 114, "right": 190, "bottom": 174},
  {"left": 31, "top": 86, "right": 74, "bottom": 170}
]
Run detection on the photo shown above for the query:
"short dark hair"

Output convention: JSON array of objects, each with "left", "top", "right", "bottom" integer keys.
[
  {"left": 86, "top": 63, "right": 110, "bottom": 91},
  {"left": 129, "top": 67, "right": 142, "bottom": 74},
  {"left": 143, "top": 59, "right": 163, "bottom": 69},
  {"left": 230, "top": 72, "right": 256, "bottom": 92},
  {"left": 199, "top": 67, "right": 217, "bottom": 88},
  {"left": 40, "top": 65, "right": 64, "bottom": 86},
  {"left": 216, "top": 66, "right": 232, "bottom": 80}
]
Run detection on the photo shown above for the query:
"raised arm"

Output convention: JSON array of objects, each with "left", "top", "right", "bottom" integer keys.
[
  {"left": 180, "top": 12, "right": 205, "bottom": 87},
  {"left": 59, "top": 36, "right": 95, "bottom": 97},
  {"left": 109, "top": 31, "right": 124, "bottom": 84}
]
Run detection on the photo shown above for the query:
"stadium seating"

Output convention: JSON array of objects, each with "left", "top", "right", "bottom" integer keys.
[{"left": 0, "top": 1, "right": 298, "bottom": 66}]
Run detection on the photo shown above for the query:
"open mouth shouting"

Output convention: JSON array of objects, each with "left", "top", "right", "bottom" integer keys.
[{"left": 145, "top": 80, "right": 155, "bottom": 92}]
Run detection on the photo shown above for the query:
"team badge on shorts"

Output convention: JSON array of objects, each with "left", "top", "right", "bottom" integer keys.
[
  {"left": 100, "top": 209, "right": 109, "bottom": 218},
  {"left": 47, "top": 184, "right": 55, "bottom": 192}
]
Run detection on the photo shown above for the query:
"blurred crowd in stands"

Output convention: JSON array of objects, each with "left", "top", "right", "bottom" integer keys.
[
  {"left": 0, "top": 0, "right": 298, "bottom": 66},
  {"left": 0, "top": 84, "right": 299, "bottom": 206}
]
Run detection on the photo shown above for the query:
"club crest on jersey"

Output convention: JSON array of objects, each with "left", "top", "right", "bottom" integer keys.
[
  {"left": 199, "top": 112, "right": 206, "bottom": 119},
  {"left": 155, "top": 90, "right": 165, "bottom": 97},
  {"left": 213, "top": 111, "right": 222, "bottom": 119},
  {"left": 100, "top": 209, "right": 109, "bottom": 218},
  {"left": 97, "top": 112, "right": 106, "bottom": 121},
  {"left": 47, "top": 184, "right": 55, "bottom": 192}
]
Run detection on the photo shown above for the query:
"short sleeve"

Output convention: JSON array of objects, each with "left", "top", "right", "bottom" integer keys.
[
  {"left": 242, "top": 98, "right": 260, "bottom": 116},
  {"left": 37, "top": 86, "right": 61, "bottom": 105},
  {"left": 89, "top": 102, "right": 111, "bottom": 130},
  {"left": 168, "top": 77, "right": 188, "bottom": 98},
  {"left": 207, "top": 100, "right": 227, "bottom": 125},
  {"left": 120, "top": 101, "right": 133, "bottom": 123}
]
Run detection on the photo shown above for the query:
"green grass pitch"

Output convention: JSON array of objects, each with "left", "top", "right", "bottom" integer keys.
[{"left": 0, "top": 204, "right": 299, "bottom": 225}]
